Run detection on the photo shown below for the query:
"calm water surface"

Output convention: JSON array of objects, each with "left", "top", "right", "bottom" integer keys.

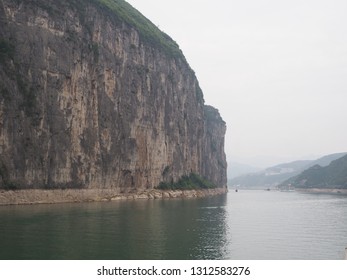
[{"left": 0, "top": 190, "right": 346, "bottom": 259}]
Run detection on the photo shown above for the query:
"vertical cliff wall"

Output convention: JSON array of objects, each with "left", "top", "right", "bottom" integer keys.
[{"left": 0, "top": 0, "right": 227, "bottom": 190}]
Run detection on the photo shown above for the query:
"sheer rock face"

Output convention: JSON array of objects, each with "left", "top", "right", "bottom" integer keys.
[{"left": 0, "top": 0, "right": 227, "bottom": 190}]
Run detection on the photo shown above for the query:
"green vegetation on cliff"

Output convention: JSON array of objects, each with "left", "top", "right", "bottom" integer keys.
[
  {"left": 93, "top": 0, "right": 184, "bottom": 60},
  {"left": 25, "top": 0, "right": 185, "bottom": 60},
  {"left": 157, "top": 173, "right": 217, "bottom": 190}
]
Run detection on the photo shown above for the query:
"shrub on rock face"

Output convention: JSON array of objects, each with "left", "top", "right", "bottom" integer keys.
[{"left": 156, "top": 173, "right": 216, "bottom": 190}]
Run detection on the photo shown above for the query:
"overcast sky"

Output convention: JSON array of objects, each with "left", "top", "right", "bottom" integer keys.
[{"left": 126, "top": 0, "right": 347, "bottom": 167}]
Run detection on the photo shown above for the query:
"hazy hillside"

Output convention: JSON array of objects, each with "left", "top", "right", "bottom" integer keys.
[
  {"left": 307, "top": 153, "right": 347, "bottom": 168},
  {"left": 281, "top": 154, "right": 347, "bottom": 189},
  {"left": 229, "top": 153, "right": 347, "bottom": 188}
]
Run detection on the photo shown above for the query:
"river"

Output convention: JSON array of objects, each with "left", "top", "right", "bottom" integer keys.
[{"left": 0, "top": 190, "right": 346, "bottom": 259}]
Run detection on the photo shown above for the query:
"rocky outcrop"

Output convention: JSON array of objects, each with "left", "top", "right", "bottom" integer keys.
[
  {"left": 202, "top": 105, "right": 227, "bottom": 187},
  {"left": 0, "top": 0, "right": 227, "bottom": 191}
]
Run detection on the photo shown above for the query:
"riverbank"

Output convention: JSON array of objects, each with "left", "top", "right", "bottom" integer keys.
[
  {"left": 296, "top": 188, "right": 347, "bottom": 195},
  {"left": 0, "top": 187, "right": 228, "bottom": 206}
]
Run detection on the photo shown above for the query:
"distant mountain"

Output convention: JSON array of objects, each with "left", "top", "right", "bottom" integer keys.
[
  {"left": 228, "top": 163, "right": 308, "bottom": 188},
  {"left": 305, "top": 153, "right": 347, "bottom": 168},
  {"left": 281, "top": 154, "right": 347, "bottom": 189},
  {"left": 228, "top": 153, "right": 347, "bottom": 188},
  {"left": 227, "top": 162, "right": 260, "bottom": 179}
]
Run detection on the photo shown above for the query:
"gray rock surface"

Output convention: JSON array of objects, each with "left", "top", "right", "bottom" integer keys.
[{"left": 0, "top": 0, "right": 227, "bottom": 190}]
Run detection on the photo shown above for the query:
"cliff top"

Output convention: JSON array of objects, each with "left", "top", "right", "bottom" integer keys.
[{"left": 93, "top": 0, "right": 185, "bottom": 60}]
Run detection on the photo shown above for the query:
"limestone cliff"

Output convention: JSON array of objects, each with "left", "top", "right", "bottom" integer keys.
[{"left": 0, "top": 0, "right": 227, "bottom": 190}]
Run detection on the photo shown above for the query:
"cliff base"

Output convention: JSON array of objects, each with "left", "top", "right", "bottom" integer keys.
[{"left": 0, "top": 187, "right": 228, "bottom": 206}]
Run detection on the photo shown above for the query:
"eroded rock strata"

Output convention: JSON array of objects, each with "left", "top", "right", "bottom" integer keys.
[{"left": 0, "top": 0, "right": 227, "bottom": 193}]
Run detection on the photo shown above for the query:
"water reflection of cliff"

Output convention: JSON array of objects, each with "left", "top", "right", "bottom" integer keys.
[
  {"left": 149, "top": 194, "right": 229, "bottom": 260},
  {"left": 0, "top": 195, "right": 229, "bottom": 259},
  {"left": 103, "top": 194, "right": 230, "bottom": 259}
]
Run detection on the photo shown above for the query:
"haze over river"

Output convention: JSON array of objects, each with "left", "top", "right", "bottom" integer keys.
[{"left": 0, "top": 190, "right": 346, "bottom": 259}]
